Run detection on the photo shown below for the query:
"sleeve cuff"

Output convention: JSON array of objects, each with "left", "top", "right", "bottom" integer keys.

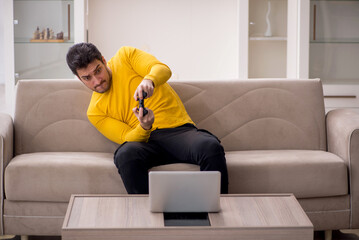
[{"left": 124, "top": 124, "right": 152, "bottom": 142}]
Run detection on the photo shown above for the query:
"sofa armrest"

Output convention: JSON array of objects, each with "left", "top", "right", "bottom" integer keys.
[
  {"left": 0, "top": 113, "right": 14, "bottom": 168},
  {"left": 326, "top": 109, "right": 359, "bottom": 228},
  {"left": 0, "top": 112, "right": 13, "bottom": 234}
]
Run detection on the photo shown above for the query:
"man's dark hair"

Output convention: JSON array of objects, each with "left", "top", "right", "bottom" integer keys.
[{"left": 66, "top": 42, "right": 103, "bottom": 77}]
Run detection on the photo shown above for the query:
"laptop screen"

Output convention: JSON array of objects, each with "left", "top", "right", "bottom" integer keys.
[{"left": 149, "top": 171, "right": 221, "bottom": 213}]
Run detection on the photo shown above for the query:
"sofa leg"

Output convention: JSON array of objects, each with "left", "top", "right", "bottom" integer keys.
[
  {"left": 0, "top": 236, "right": 15, "bottom": 240},
  {"left": 324, "top": 230, "right": 332, "bottom": 240},
  {"left": 21, "top": 236, "right": 29, "bottom": 240}
]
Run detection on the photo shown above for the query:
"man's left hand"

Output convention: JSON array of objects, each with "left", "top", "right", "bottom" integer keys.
[
  {"left": 132, "top": 107, "right": 154, "bottom": 130},
  {"left": 134, "top": 79, "right": 154, "bottom": 100}
]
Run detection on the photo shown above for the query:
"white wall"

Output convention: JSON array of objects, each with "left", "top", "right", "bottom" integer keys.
[
  {"left": 2, "top": 0, "right": 15, "bottom": 114},
  {"left": 0, "top": 0, "right": 6, "bottom": 84},
  {"left": 88, "top": 0, "right": 239, "bottom": 81}
]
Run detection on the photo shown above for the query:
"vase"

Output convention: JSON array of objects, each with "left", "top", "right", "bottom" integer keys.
[{"left": 264, "top": 0, "right": 272, "bottom": 37}]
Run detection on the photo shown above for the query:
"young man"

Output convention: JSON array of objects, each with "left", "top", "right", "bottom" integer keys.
[{"left": 66, "top": 43, "right": 228, "bottom": 194}]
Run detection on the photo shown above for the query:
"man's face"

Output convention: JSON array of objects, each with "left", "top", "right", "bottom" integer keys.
[{"left": 77, "top": 57, "right": 112, "bottom": 93}]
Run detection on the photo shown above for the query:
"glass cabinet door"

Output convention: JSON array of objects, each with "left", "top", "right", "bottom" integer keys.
[
  {"left": 248, "top": 0, "right": 288, "bottom": 78},
  {"left": 14, "top": 0, "right": 74, "bottom": 81},
  {"left": 309, "top": 0, "right": 359, "bottom": 84}
]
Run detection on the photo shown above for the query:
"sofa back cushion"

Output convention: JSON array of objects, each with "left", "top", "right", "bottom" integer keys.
[
  {"left": 170, "top": 79, "right": 326, "bottom": 151},
  {"left": 14, "top": 78, "right": 326, "bottom": 155},
  {"left": 14, "top": 80, "right": 119, "bottom": 155}
]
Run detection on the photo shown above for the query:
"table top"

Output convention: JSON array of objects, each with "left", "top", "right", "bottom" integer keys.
[{"left": 62, "top": 194, "right": 313, "bottom": 230}]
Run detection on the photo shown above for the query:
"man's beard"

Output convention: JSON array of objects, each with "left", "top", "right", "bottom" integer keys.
[{"left": 95, "top": 68, "right": 112, "bottom": 93}]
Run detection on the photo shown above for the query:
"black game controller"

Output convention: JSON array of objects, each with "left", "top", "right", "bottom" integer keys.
[{"left": 138, "top": 91, "right": 148, "bottom": 116}]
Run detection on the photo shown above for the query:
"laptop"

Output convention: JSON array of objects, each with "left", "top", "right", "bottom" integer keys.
[{"left": 149, "top": 171, "right": 221, "bottom": 213}]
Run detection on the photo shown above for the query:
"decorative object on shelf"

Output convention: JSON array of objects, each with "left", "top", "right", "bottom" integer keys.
[
  {"left": 33, "top": 26, "right": 40, "bottom": 40},
  {"left": 57, "top": 32, "right": 64, "bottom": 40},
  {"left": 68, "top": 3, "right": 71, "bottom": 41},
  {"left": 264, "top": 0, "right": 272, "bottom": 37},
  {"left": 313, "top": 4, "right": 317, "bottom": 41},
  {"left": 28, "top": 3, "right": 70, "bottom": 42},
  {"left": 31, "top": 27, "right": 65, "bottom": 43}
]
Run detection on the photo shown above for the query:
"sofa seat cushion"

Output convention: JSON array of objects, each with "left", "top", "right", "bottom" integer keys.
[
  {"left": 5, "top": 150, "right": 348, "bottom": 201},
  {"left": 4, "top": 152, "right": 203, "bottom": 202},
  {"left": 4, "top": 152, "right": 126, "bottom": 202},
  {"left": 226, "top": 150, "right": 348, "bottom": 198}
]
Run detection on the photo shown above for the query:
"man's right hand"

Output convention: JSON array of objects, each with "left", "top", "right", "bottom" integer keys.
[{"left": 132, "top": 107, "right": 154, "bottom": 130}]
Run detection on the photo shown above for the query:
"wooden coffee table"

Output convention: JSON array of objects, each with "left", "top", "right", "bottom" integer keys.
[{"left": 62, "top": 194, "right": 313, "bottom": 240}]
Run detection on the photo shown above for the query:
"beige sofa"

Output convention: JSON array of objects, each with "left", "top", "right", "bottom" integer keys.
[{"left": 0, "top": 78, "right": 358, "bottom": 237}]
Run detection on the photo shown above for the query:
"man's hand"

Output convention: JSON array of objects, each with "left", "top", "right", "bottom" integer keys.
[
  {"left": 134, "top": 79, "right": 154, "bottom": 100},
  {"left": 132, "top": 107, "right": 154, "bottom": 130}
]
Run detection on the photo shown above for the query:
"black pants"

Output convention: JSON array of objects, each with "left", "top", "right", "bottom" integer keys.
[{"left": 114, "top": 124, "right": 228, "bottom": 194}]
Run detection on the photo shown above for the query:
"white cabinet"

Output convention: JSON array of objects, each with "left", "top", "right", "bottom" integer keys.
[
  {"left": 323, "top": 84, "right": 359, "bottom": 113},
  {"left": 12, "top": 0, "right": 86, "bottom": 81},
  {"left": 14, "top": 0, "right": 75, "bottom": 80},
  {"left": 238, "top": 0, "right": 309, "bottom": 79},
  {"left": 308, "top": 0, "right": 359, "bottom": 111},
  {"left": 1, "top": 0, "right": 85, "bottom": 113},
  {"left": 248, "top": 0, "right": 288, "bottom": 78}
]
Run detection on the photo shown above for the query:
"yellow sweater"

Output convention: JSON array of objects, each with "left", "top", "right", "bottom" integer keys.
[{"left": 87, "top": 46, "right": 194, "bottom": 144}]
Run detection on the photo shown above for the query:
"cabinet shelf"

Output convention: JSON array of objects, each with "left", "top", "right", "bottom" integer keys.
[
  {"left": 313, "top": 0, "right": 359, "bottom": 2},
  {"left": 311, "top": 39, "right": 359, "bottom": 44},
  {"left": 14, "top": 0, "right": 72, "bottom": 2},
  {"left": 250, "top": 36, "right": 287, "bottom": 41},
  {"left": 15, "top": 38, "right": 73, "bottom": 44}
]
